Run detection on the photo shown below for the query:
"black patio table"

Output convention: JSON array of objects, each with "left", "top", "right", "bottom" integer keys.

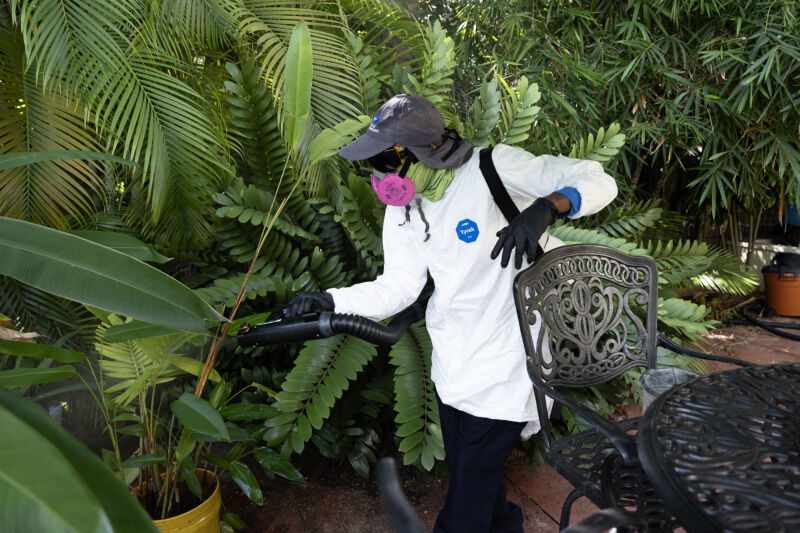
[{"left": 638, "top": 363, "right": 800, "bottom": 533}]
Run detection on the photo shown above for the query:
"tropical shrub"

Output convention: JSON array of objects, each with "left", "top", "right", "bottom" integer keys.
[{"left": 0, "top": 0, "right": 762, "bottom": 486}]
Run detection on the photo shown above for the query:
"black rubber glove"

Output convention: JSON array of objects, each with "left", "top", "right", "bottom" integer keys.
[
  {"left": 285, "top": 291, "right": 334, "bottom": 318},
  {"left": 491, "top": 197, "right": 559, "bottom": 269}
]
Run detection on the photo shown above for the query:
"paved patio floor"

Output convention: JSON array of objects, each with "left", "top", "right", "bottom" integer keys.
[{"left": 226, "top": 316, "right": 800, "bottom": 532}]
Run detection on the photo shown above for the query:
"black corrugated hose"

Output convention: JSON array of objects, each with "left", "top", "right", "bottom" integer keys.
[
  {"left": 728, "top": 304, "right": 800, "bottom": 342},
  {"left": 237, "top": 291, "right": 431, "bottom": 348}
]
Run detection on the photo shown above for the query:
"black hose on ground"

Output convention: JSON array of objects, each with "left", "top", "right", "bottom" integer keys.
[{"left": 727, "top": 304, "right": 800, "bottom": 342}]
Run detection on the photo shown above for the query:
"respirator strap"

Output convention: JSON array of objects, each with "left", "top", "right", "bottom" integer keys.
[{"left": 397, "top": 150, "right": 417, "bottom": 177}]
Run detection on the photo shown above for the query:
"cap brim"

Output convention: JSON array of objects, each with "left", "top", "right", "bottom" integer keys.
[{"left": 338, "top": 133, "right": 392, "bottom": 161}]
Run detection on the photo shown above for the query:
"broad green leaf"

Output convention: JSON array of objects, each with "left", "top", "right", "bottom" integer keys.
[
  {"left": 119, "top": 454, "right": 166, "bottom": 469},
  {"left": 102, "top": 322, "right": 182, "bottom": 343},
  {"left": 0, "top": 151, "right": 135, "bottom": 171},
  {"left": 283, "top": 22, "right": 313, "bottom": 153},
  {"left": 208, "top": 381, "right": 232, "bottom": 409},
  {"left": 175, "top": 430, "right": 197, "bottom": 464},
  {"left": 306, "top": 116, "right": 371, "bottom": 166},
  {"left": 0, "top": 339, "right": 85, "bottom": 363},
  {"left": 0, "top": 401, "right": 113, "bottom": 533},
  {"left": 219, "top": 403, "right": 274, "bottom": 421},
  {"left": 68, "top": 231, "right": 168, "bottom": 263},
  {"left": 170, "top": 393, "right": 229, "bottom": 441},
  {"left": 0, "top": 388, "right": 159, "bottom": 533},
  {"left": 252, "top": 447, "right": 305, "bottom": 483},
  {"left": 0, "top": 217, "right": 225, "bottom": 334},
  {"left": 0, "top": 367, "right": 76, "bottom": 388},
  {"left": 229, "top": 461, "right": 263, "bottom": 505},
  {"left": 170, "top": 357, "right": 221, "bottom": 383}
]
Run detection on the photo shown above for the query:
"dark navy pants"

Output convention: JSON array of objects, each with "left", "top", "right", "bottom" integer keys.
[{"left": 433, "top": 394, "right": 526, "bottom": 533}]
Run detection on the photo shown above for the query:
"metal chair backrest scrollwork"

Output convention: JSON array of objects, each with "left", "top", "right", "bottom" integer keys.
[{"left": 513, "top": 244, "right": 658, "bottom": 453}]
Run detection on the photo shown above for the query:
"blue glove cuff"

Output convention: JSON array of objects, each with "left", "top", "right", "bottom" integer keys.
[{"left": 554, "top": 187, "right": 581, "bottom": 217}]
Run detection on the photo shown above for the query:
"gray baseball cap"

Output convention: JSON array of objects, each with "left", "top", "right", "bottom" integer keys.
[{"left": 338, "top": 94, "right": 445, "bottom": 164}]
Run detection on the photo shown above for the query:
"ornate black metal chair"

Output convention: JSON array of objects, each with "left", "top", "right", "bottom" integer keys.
[{"left": 513, "top": 244, "right": 751, "bottom": 531}]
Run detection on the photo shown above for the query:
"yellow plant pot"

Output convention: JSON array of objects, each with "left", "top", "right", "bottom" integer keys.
[{"left": 151, "top": 469, "right": 222, "bottom": 533}]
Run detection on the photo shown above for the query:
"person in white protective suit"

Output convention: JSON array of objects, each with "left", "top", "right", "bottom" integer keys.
[{"left": 285, "top": 94, "right": 618, "bottom": 533}]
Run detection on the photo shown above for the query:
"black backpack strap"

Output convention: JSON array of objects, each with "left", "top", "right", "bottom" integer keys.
[
  {"left": 479, "top": 147, "right": 520, "bottom": 223},
  {"left": 479, "top": 146, "right": 545, "bottom": 259}
]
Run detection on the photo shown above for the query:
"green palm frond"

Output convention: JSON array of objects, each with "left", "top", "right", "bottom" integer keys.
[
  {"left": 657, "top": 297, "right": 718, "bottom": 341},
  {"left": 196, "top": 268, "right": 289, "bottom": 307},
  {"left": 549, "top": 222, "right": 648, "bottom": 255},
  {"left": 497, "top": 76, "right": 541, "bottom": 147},
  {"left": 646, "top": 240, "right": 759, "bottom": 295},
  {"left": 340, "top": 0, "right": 426, "bottom": 74},
  {"left": 687, "top": 250, "right": 759, "bottom": 296},
  {"left": 0, "top": 22, "right": 105, "bottom": 227},
  {"left": 224, "top": 60, "right": 287, "bottom": 185},
  {"left": 321, "top": 174, "right": 383, "bottom": 278},
  {"left": 404, "top": 21, "right": 457, "bottom": 108},
  {"left": 311, "top": 370, "right": 391, "bottom": 477},
  {"left": 389, "top": 323, "right": 443, "bottom": 470},
  {"left": 214, "top": 179, "right": 321, "bottom": 243},
  {"left": 95, "top": 315, "right": 209, "bottom": 406},
  {"left": 567, "top": 123, "right": 626, "bottom": 163},
  {"left": 12, "top": 0, "right": 229, "bottom": 239},
  {"left": 264, "top": 334, "right": 377, "bottom": 457},
  {"left": 0, "top": 277, "right": 98, "bottom": 350},
  {"left": 646, "top": 240, "right": 713, "bottom": 286},
  {"left": 344, "top": 31, "right": 384, "bottom": 113},
  {"left": 646, "top": 240, "right": 748, "bottom": 294},
  {"left": 591, "top": 199, "right": 665, "bottom": 239},
  {"left": 234, "top": 1, "right": 363, "bottom": 129},
  {"left": 468, "top": 78, "right": 501, "bottom": 146},
  {"left": 151, "top": 0, "right": 237, "bottom": 58}
]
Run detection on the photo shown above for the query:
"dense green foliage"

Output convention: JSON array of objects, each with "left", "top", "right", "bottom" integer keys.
[
  {"left": 422, "top": 0, "right": 800, "bottom": 244},
  {"left": 0, "top": 0, "right": 778, "bottom": 492}
]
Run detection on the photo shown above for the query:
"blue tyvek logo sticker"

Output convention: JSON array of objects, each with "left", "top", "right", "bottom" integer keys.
[
  {"left": 456, "top": 219, "right": 479, "bottom": 243},
  {"left": 369, "top": 113, "right": 381, "bottom": 131}
]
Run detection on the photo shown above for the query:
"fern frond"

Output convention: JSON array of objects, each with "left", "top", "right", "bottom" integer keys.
[
  {"left": 548, "top": 222, "right": 648, "bottom": 255},
  {"left": 468, "top": 78, "right": 501, "bottom": 147},
  {"left": 498, "top": 76, "right": 541, "bottom": 147},
  {"left": 0, "top": 277, "right": 98, "bottom": 350},
  {"left": 404, "top": 21, "right": 456, "bottom": 107},
  {"left": 340, "top": 0, "right": 426, "bottom": 74},
  {"left": 389, "top": 323, "right": 444, "bottom": 470},
  {"left": 214, "top": 179, "right": 320, "bottom": 242},
  {"left": 343, "top": 31, "right": 384, "bottom": 113},
  {"left": 0, "top": 30, "right": 106, "bottom": 227},
  {"left": 657, "top": 297, "right": 718, "bottom": 341},
  {"left": 233, "top": 1, "right": 363, "bottom": 130},
  {"left": 321, "top": 174, "right": 383, "bottom": 278},
  {"left": 684, "top": 249, "right": 759, "bottom": 296},
  {"left": 95, "top": 314, "right": 207, "bottom": 406},
  {"left": 310, "top": 369, "right": 391, "bottom": 477},
  {"left": 264, "top": 334, "right": 377, "bottom": 456},
  {"left": 590, "top": 199, "right": 664, "bottom": 239},
  {"left": 224, "top": 60, "right": 287, "bottom": 186},
  {"left": 567, "top": 123, "right": 626, "bottom": 164}
]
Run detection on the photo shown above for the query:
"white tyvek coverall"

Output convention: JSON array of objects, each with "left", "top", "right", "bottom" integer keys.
[{"left": 328, "top": 144, "right": 618, "bottom": 430}]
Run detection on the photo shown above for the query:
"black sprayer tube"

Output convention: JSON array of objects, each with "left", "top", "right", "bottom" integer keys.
[
  {"left": 376, "top": 458, "right": 427, "bottom": 533},
  {"left": 237, "top": 293, "right": 429, "bottom": 348}
]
